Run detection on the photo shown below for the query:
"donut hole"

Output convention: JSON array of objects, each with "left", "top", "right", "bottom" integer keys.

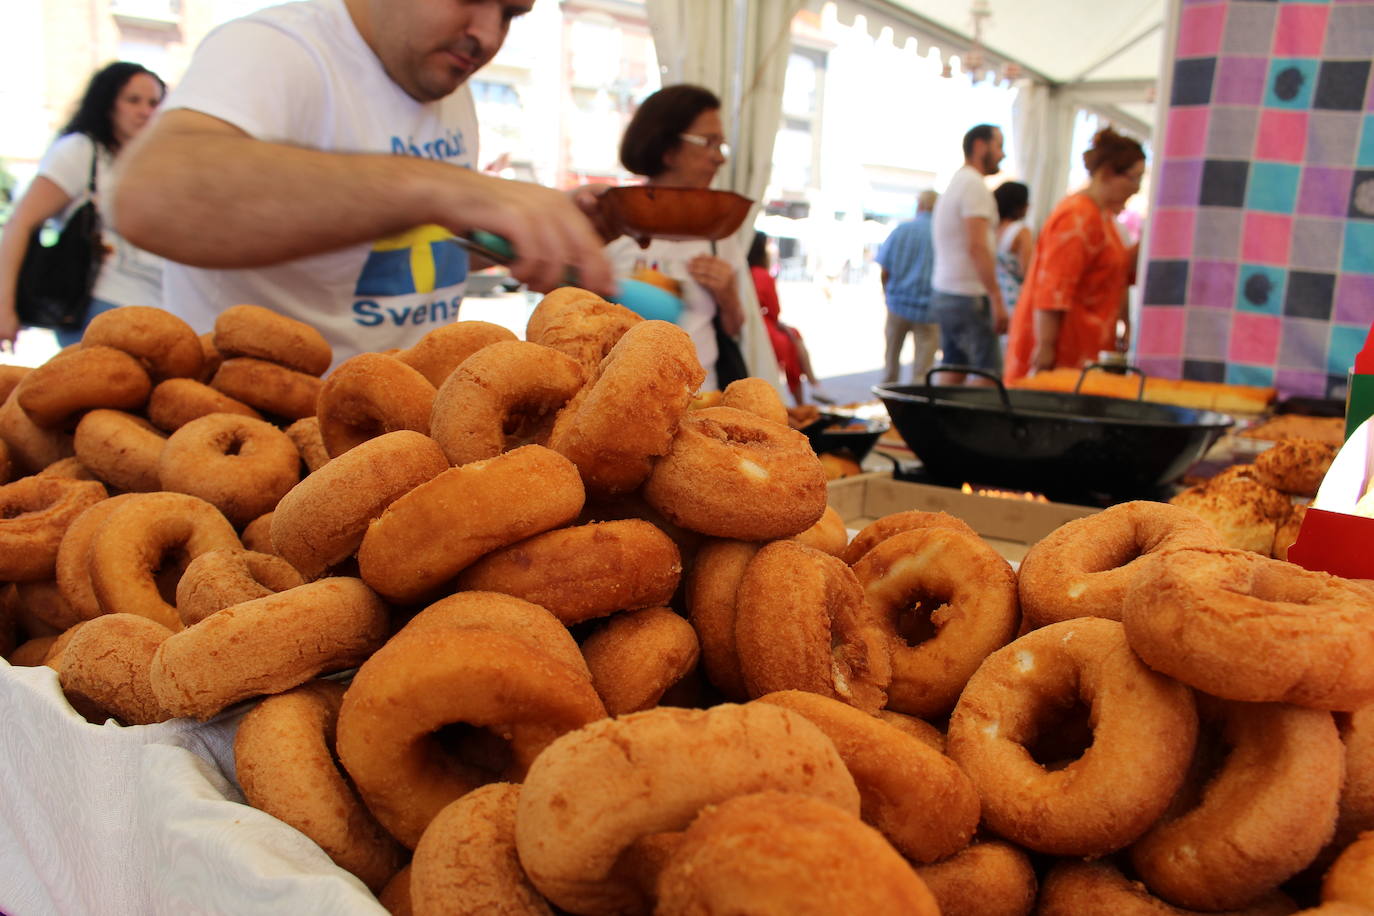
[
  {"left": 432, "top": 722, "right": 514, "bottom": 781},
  {"left": 1022, "top": 695, "right": 1096, "bottom": 771},
  {"left": 213, "top": 429, "right": 248, "bottom": 458},
  {"left": 150, "top": 544, "right": 194, "bottom": 607},
  {"left": 890, "top": 590, "right": 949, "bottom": 646}
]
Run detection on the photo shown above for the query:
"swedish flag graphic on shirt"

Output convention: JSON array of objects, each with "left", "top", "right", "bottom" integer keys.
[{"left": 354, "top": 224, "right": 468, "bottom": 297}]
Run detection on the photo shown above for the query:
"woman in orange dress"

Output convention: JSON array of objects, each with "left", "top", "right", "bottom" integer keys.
[{"left": 1004, "top": 128, "right": 1146, "bottom": 382}]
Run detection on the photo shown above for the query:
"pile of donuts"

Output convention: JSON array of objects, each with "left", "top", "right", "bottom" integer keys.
[{"left": 3, "top": 292, "right": 1374, "bottom": 915}]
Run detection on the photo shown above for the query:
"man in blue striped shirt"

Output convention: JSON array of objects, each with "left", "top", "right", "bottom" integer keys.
[{"left": 876, "top": 189, "right": 939, "bottom": 384}]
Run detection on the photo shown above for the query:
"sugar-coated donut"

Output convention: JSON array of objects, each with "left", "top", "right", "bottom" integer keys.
[
  {"left": 318, "top": 353, "right": 436, "bottom": 458},
  {"left": 947, "top": 618, "right": 1198, "bottom": 857},
  {"left": 57, "top": 613, "right": 173, "bottom": 725},
  {"left": 645, "top": 406, "right": 827, "bottom": 540},
  {"left": 913, "top": 840, "right": 1037, "bottom": 916},
  {"left": 429, "top": 340, "right": 585, "bottom": 467},
  {"left": 840, "top": 510, "right": 977, "bottom": 565},
  {"left": 1324, "top": 831, "right": 1374, "bottom": 910},
  {"left": 82, "top": 305, "right": 203, "bottom": 381},
  {"left": 284, "top": 416, "right": 331, "bottom": 473},
  {"left": 159, "top": 413, "right": 300, "bottom": 526},
  {"left": 1123, "top": 548, "right": 1374, "bottom": 710},
  {"left": 16, "top": 345, "right": 152, "bottom": 429},
  {"left": 654, "top": 792, "right": 940, "bottom": 916},
  {"left": 150, "top": 577, "right": 388, "bottom": 719},
  {"left": 580, "top": 607, "right": 699, "bottom": 715},
  {"left": 719, "top": 377, "right": 788, "bottom": 426},
  {"left": 0, "top": 389, "right": 74, "bottom": 473},
  {"left": 211, "top": 357, "right": 323, "bottom": 421},
  {"left": 525, "top": 289, "right": 642, "bottom": 376},
  {"left": 1036, "top": 860, "right": 1299, "bottom": 916},
  {"left": 72, "top": 409, "right": 166, "bottom": 492},
  {"left": 1254, "top": 437, "right": 1337, "bottom": 497},
  {"left": 146, "top": 378, "right": 261, "bottom": 432},
  {"left": 395, "top": 320, "right": 517, "bottom": 388},
  {"left": 234, "top": 680, "right": 405, "bottom": 892},
  {"left": 684, "top": 538, "right": 760, "bottom": 700},
  {"left": 514, "top": 704, "right": 860, "bottom": 916},
  {"left": 175, "top": 548, "right": 306, "bottom": 626},
  {"left": 213, "top": 304, "right": 332, "bottom": 376},
  {"left": 0, "top": 476, "right": 107, "bottom": 581},
  {"left": 790, "top": 504, "right": 848, "bottom": 556},
  {"left": 358, "top": 445, "right": 585, "bottom": 604},
  {"left": 54, "top": 492, "right": 141, "bottom": 620}
]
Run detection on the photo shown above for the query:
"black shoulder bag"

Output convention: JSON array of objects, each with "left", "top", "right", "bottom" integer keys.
[
  {"left": 15, "top": 141, "right": 105, "bottom": 331},
  {"left": 710, "top": 240, "right": 750, "bottom": 387}
]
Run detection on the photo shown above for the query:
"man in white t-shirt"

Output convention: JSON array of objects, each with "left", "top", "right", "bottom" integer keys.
[
  {"left": 113, "top": 0, "right": 613, "bottom": 363},
  {"left": 930, "top": 124, "right": 1007, "bottom": 386}
]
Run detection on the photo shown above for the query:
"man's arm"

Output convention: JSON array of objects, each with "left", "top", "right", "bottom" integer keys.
[
  {"left": 113, "top": 110, "right": 613, "bottom": 294},
  {"left": 964, "top": 215, "right": 1007, "bottom": 333}
]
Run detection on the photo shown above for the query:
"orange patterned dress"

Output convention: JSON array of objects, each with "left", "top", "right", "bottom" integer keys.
[{"left": 1005, "top": 193, "right": 1128, "bottom": 382}]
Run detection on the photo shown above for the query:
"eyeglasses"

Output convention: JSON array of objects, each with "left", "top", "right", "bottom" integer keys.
[{"left": 679, "top": 133, "right": 730, "bottom": 158}]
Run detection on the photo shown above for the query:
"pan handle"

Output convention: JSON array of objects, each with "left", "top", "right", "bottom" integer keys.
[
  {"left": 1075, "top": 362, "right": 1147, "bottom": 401},
  {"left": 922, "top": 365, "right": 1014, "bottom": 412}
]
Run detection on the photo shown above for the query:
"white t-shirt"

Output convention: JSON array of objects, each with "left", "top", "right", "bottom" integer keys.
[
  {"left": 38, "top": 133, "right": 163, "bottom": 308},
  {"left": 159, "top": 0, "right": 479, "bottom": 364},
  {"left": 931, "top": 165, "right": 997, "bottom": 296}
]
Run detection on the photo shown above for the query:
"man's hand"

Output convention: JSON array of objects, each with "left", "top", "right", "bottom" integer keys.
[{"left": 568, "top": 183, "right": 621, "bottom": 244}]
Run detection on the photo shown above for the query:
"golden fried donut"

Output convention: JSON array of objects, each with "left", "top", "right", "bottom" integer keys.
[
  {"left": 734, "top": 541, "right": 891, "bottom": 713},
  {"left": 210, "top": 357, "right": 322, "bottom": 421},
  {"left": 378, "top": 866, "right": 413, "bottom": 916},
  {"left": 0, "top": 439, "right": 10, "bottom": 485},
  {"left": 1273, "top": 504, "right": 1307, "bottom": 561},
  {"left": 57, "top": 613, "right": 172, "bottom": 725},
  {"left": 271, "top": 430, "right": 449, "bottom": 580},
  {"left": 337, "top": 624, "right": 605, "bottom": 848},
  {"left": 395, "top": 320, "right": 517, "bottom": 388},
  {"left": 318, "top": 353, "right": 436, "bottom": 458},
  {"left": 0, "top": 476, "right": 107, "bottom": 581},
  {"left": 213, "top": 303, "right": 332, "bottom": 376},
  {"left": 0, "top": 585, "right": 18, "bottom": 656},
  {"left": 54, "top": 492, "right": 140, "bottom": 620},
  {"left": 410, "top": 783, "right": 551, "bottom": 916},
  {"left": 405, "top": 591, "right": 592, "bottom": 679},
  {"left": 1170, "top": 476, "right": 1291, "bottom": 554},
  {"left": 453, "top": 519, "right": 680, "bottom": 626},
  {"left": 684, "top": 538, "right": 760, "bottom": 700},
  {"left": 88, "top": 491, "right": 241, "bottom": 630},
  {"left": 514, "top": 703, "right": 860, "bottom": 915},
  {"left": 159, "top": 413, "right": 300, "bottom": 526},
  {"left": 525, "top": 289, "right": 642, "bottom": 376},
  {"left": 840, "top": 510, "right": 977, "bottom": 565},
  {"left": 72, "top": 409, "right": 166, "bottom": 492},
  {"left": 81, "top": 305, "right": 203, "bottom": 381},
  {"left": 547, "top": 320, "right": 703, "bottom": 496},
  {"left": 234, "top": 680, "right": 405, "bottom": 892},
  {"left": 876, "top": 710, "right": 946, "bottom": 753},
  {"left": 358, "top": 445, "right": 585, "bottom": 604},
  {"left": 13, "top": 580, "right": 81, "bottom": 633},
  {"left": 947, "top": 618, "right": 1197, "bottom": 856},
  {"left": 644, "top": 406, "right": 827, "bottom": 540},
  {"left": 42, "top": 619, "right": 89, "bottom": 671},
  {"left": 16, "top": 345, "right": 152, "bottom": 429},
  {"left": 1036, "top": 860, "right": 1299, "bottom": 916},
  {"left": 655, "top": 792, "right": 940, "bottom": 916},
  {"left": 151, "top": 577, "right": 387, "bottom": 720},
  {"left": 1123, "top": 548, "right": 1374, "bottom": 710},
  {"left": 790, "top": 504, "right": 848, "bottom": 556},
  {"left": 719, "top": 377, "right": 788, "bottom": 426},
  {"left": 197, "top": 332, "right": 222, "bottom": 383},
  {"left": 580, "top": 607, "right": 699, "bottom": 715},
  {"left": 174, "top": 548, "right": 306, "bottom": 626},
  {"left": 756, "top": 690, "right": 979, "bottom": 863},
  {"left": 146, "top": 378, "right": 261, "bottom": 432},
  {"left": 430, "top": 340, "right": 585, "bottom": 467},
  {"left": 0, "top": 365, "right": 28, "bottom": 404},
  {"left": 1018, "top": 501, "right": 1221, "bottom": 628},
  {"left": 1324, "top": 831, "right": 1374, "bottom": 910},
  {"left": 285, "top": 416, "right": 331, "bottom": 473},
  {"left": 34, "top": 456, "right": 96, "bottom": 480},
  {"left": 913, "top": 840, "right": 1037, "bottom": 916},
  {"left": 1255, "top": 437, "right": 1337, "bottom": 497},
  {"left": 853, "top": 526, "right": 1019, "bottom": 717},
  {"left": 0, "top": 389, "right": 74, "bottom": 473},
  {"left": 240, "top": 512, "right": 275, "bottom": 554},
  {"left": 9, "top": 635, "right": 57, "bottom": 667},
  {"left": 1335, "top": 706, "right": 1374, "bottom": 850}
]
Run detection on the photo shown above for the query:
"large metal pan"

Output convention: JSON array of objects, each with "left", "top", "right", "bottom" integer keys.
[
  {"left": 598, "top": 187, "right": 753, "bottom": 246},
  {"left": 875, "top": 367, "right": 1235, "bottom": 501}
]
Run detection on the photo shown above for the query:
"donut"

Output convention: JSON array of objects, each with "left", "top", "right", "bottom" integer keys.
[
  {"left": 0, "top": 439, "right": 11, "bottom": 485},
  {"left": 72, "top": 409, "right": 167, "bottom": 492},
  {"left": 876, "top": 710, "right": 946, "bottom": 753},
  {"left": 947, "top": 618, "right": 1197, "bottom": 857},
  {"left": 57, "top": 613, "right": 173, "bottom": 725},
  {"left": 1122, "top": 548, "right": 1374, "bottom": 710},
  {"left": 0, "top": 388, "right": 74, "bottom": 473},
  {"left": 852, "top": 526, "right": 1019, "bottom": 717},
  {"left": 34, "top": 456, "right": 96, "bottom": 480},
  {"left": 9, "top": 636, "right": 57, "bottom": 667},
  {"left": 213, "top": 303, "right": 332, "bottom": 376},
  {"left": 1170, "top": 476, "right": 1291, "bottom": 554},
  {"left": 790, "top": 504, "right": 848, "bottom": 556},
  {"left": 159, "top": 413, "right": 300, "bottom": 526},
  {"left": 1130, "top": 696, "right": 1343, "bottom": 910},
  {"left": 1273, "top": 505, "right": 1307, "bottom": 561},
  {"left": 88, "top": 491, "right": 242, "bottom": 630},
  {"left": 1335, "top": 706, "right": 1374, "bottom": 849},
  {"left": 404, "top": 591, "right": 592, "bottom": 679},
  {"left": 643, "top": 406, "right": 827, "bottom": 540},
  {"left": 734, "top": 541, "right": 891, "bottom": 713},
  {"left": 12, "top": 580, "right": 82, "bottom": 633},
  {"left": 150, "top": 577, "right": 388, "bottom": 719},
  {"left": 1254, "top": 437, "right": 1337, "bottom": 497},
  {"left": 580, "top": 607, "right": 700, "bottom": 715},
  {"left": 81, "top": 305, "right": 204, "bottom": 380},
  {"left": 524, "top": 286, "right": 619, "bottom": 339},
  {"left": 840, "top": 510, "right": 977, "bottom": 565},
  {"left": 756, "top": 690, "right": 980, "bottom": 863},
  {"left": 719, "top": 377, "right": 788, "bottom": 426},
  {"left": 452, "top": 519, "right": 681, "bottom": 626},
  {"left": 546, "top": 320, "right": 703, "bottom": 496},
  {"left": 240, "top": 512, "right": 276, "bottom": 555},
  {"left": 234, "top": 680, "right": 406, "bottom": 892},
  {"left": 146, "top": 378, "right": 262, "bottom": 432},
  {"left": 1324, "top": 831, "right": 1374, "bottom": 910},
  {"left": 524, "top": 289, "right": 642, "bottom": 376},
  {"left": 1036, "top": 860, "right": 1299, "bottom": 916},
  {"left": 395, "top": 320, "right": 517, "bottom": 388},
  {"left": 654, "top": 792, "right": 940, "bottom": 916},
  {"left": 1018, "top": 501, "right": 1222, "bottom": 628},
  {"left": 514, "top": 703, "right": 860, "bottom": 915},
  {"left": 285, "top": 416, "right": 331, "bottom": 473},
  {"left": 210, "top": 357, "right": 323, "bottom": 420},
  {"left": 16, "top": 345, "right": 152, "bottom": 428},
  {"left": 357, "top": 445, "right": 585, "bottom": 604},
  {"left": 317, "top": 353, "right": 436, "bottom": 458},
  {"left": 0, "top": 584, "right": 16, "bottom": 657},
  {"left": 175, "top": 548, "right": 306, "bottom": 626},
  {"left": 0, "top": 476, "right": 107, "bottom": 581},
  {"left": 410, "top": 783, "right": 551, "bottom": 916},
  {"left": 378, "top": 866, "right": 413, "bottom": 916},
  {"left": 429, "top": 340, "right": 585, "bottom": 467},
  {"left": 336, "top": 622, "right": 606, "bottom": 848},
  {"left": 41, "top": 619, "right": 89, "bottom": 671},
  {"left": 54, "top": 492, "right": 141, "bottom": 621},
  {"left": 684, "top": 538, "right": 758, "bottom": 700},
  {"left": 0, "top": 365, "right": 29, "bottom": 404},
  {"left": 197, "top": 332, "right": 222, "bottom": 383},
  {"left": 270, "top": 429, "right": 449, "bottom": 580},
  {"left": 912, "top": 840, "right": 1037, "bottom": 916}
]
